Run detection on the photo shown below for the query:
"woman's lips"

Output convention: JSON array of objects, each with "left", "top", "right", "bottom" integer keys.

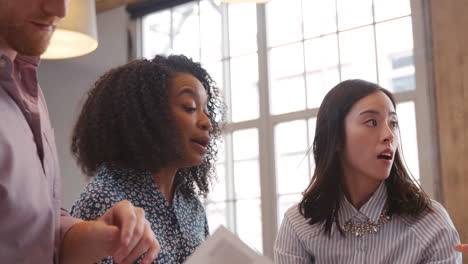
[{"left": 191, "top": 141, "right": 208, "bottom": 154}]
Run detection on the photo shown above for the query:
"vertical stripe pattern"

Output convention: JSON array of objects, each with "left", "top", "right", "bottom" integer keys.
[{"left": 274, "top": 184, "right": 462, "bottom": 264}]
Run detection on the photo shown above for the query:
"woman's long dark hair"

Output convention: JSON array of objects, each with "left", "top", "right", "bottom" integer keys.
[
  {"left": 71, "top": 54, "right": 225, "bottom": 198},
  {"left": 299, "top": 79, "right": 432, "bottom": 236}
]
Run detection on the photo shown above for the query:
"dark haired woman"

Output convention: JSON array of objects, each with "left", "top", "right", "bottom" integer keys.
[
  {"left": 274, "top": 79, "right": 461, "bottom": 263},
  {"left": 70, "top": 54, "right": 224, "bottom": 264}
]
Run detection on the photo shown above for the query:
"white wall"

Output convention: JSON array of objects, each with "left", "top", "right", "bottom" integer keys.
[{"left": 39, "top": 7, "right": 129, "bottom": 209}]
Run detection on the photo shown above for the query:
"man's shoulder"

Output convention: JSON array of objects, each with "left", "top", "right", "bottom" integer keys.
[
  {"left": 0, "top": 86, "right": 21, "bottom": 121},
  {"left": 0, "top": 87, "right": 39, "bottom": 162}
]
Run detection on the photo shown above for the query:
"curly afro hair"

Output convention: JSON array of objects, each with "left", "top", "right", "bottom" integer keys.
[{"left": 71, "top": 54, "right": 225, "bottom": 198}]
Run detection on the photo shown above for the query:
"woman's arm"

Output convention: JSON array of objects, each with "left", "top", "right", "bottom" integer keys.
[{"left": 420, "top": 201, "right": 462, "bottom": 263}]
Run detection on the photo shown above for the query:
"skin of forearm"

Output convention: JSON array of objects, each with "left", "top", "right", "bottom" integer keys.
[{"left": 59, "top": 221, "right": 118, "bottom": 264}]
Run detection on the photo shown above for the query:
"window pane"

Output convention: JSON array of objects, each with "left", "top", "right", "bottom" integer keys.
[
  {"left": 275, "top": 120, "right": 308, "bottom": 154},
  {"left": 277, "top": 193, "right": 302, "bottom": 226},
  {"left": 337, "top": 0, "right": 373, "bottom": 30},
  {"left": 172, "top": 2, "right": 200, "bottom": 61},
  {"left": 234, "top": 160, "right": 260, "bottom": 199},
  {"left": 231, "top": 54, "right": 260, "bottom": 122},
  {"left": 396, "top": 101, "right": 419, "bottom": 181},
  {"left": 229, "top": 3, "right": 257, "bottom": 56},
  {"left": 233, "top": 129, "right": 258, "bottom": 160},
  {"left": 304, "top": 34, "right": 340, "bottom": 109},
  {"left": 374, "top": 0, "right": 411, "bottom": 22},
  {"left": 303, "top": 0, "right": 337, "bottom": 39},
  {"left": 205, "top": 201, "right": 228, "bottom": 234},
  {"left": 201, "top": 61, "right": 224, "bottom": 90},
  {"left": 142, "top": 10, "right": 171, "bottom": 58},
  {"left": 200, "top": 0, "right": 222, "bottom": 63},
  {"left": 232, "top": 129, "right": 260, "bottom": 199},
  {"left": 275, "top": 120, "right": 309, "bottom": 195},
  {"left": 391, "top": 75, "right": 415, "bottom": 92},
  {"left": 270, "top": 43, "right": 306, "bottom": 114},
  {"left": 276, "top": 154, "right": 309, "bottom": 195},
  {"left": 236, "top": 199, "right": 263, "bottom": 253},
  {"left": 267, "top": 0, "right": 303, "bottom": 46},
  {"left": 207, "top": 163, "right": 227, "bottom": 202},
  {"left": 376, "top": 17, "right": 415, "bottom": 92},
  {"left": 339, "top": 26, "right": 377, "bottom": 82}
]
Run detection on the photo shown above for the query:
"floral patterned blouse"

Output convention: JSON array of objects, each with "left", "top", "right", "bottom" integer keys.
[{"left": 70, "top": 165, "right": 209, "bottom": 264}]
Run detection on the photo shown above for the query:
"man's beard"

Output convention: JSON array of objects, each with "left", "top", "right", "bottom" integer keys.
[{"left": 1, "top": 22, "right": 53, "bottom": 57}]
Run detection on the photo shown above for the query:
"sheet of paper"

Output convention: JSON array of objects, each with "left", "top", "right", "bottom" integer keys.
[{"left": 184, "top": 226, "right": 273, "bottom": 264}]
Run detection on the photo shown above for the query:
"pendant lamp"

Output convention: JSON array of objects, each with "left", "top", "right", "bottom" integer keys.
[{"left": 42, "top": 0, "right": 98, "bottom": 59}]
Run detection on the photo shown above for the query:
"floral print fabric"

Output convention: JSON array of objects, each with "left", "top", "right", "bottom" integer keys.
[{"left": 71, "top": 165, "right": 209, "bottom": 264}]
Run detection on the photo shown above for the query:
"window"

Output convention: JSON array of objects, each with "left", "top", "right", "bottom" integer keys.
[{"left": 139, "top": 0, "right": 434, "bottom": 257}]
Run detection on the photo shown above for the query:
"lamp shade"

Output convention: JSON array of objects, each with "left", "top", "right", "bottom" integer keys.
[
  {"left": 41, "top": 0, "right": 98, "bottom": 59},
  {"left": 220, "top": 0, "right": 271, "bottom": 3}
]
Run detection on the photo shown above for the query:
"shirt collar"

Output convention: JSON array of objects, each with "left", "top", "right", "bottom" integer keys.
[
  {"left": 337, "top": 182, "right": 387, "bottom": 224},
  {"left": 0, "top": 52, "right": 40, "bottom": 83},
  {"left": 0, "top": 53, "right": 14, "bottom": 77},
  {"left": 100, "top": 164, "right": 183, "bottom": 201},
  {"left": 0, "top": 52, "right": 40, "bottom": 106},
  {"left": 15, "top": 54, "right": 40, "bottom": 68},
  {"left": 0, "top": 51, "right": 40, "bottom": 68}
]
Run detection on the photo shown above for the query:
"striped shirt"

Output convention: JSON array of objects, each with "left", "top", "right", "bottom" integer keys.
[{"left": 274, "top": 183, "right": 462, "bottom": 263}]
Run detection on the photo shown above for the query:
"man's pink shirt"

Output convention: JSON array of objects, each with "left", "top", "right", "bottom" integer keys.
[{"left": 0, "top": 52, "right": 80, "bottom": 263}]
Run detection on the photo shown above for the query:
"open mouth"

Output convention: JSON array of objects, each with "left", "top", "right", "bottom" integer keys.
[
  {"left": 377, "top": 148, "right": 394, "bottom": 161},
  {"left": 377, "top": 153, "right": 392, "bottom": 160},
  {"left": 191, "top": 137, "right": 209, "bottom": 148}
]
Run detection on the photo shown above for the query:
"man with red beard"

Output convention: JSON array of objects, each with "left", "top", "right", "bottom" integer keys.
[{"left": 0, "top": 1, "right": 160, "bottom": 263}]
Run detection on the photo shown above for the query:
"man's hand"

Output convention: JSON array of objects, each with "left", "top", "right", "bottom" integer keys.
[
  {"left": 455, "top": 244, "right": 468, "bottom": 254},
  {"left": 100, "top": 200, "right": 160, "bottom": 263},
  {"left": 60, "top": 200, "right": 160, "bottom": 264}
]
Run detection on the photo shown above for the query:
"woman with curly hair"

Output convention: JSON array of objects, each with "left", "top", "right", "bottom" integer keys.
[
  {"left": 274, "top": 79, "right": 461, "bottom": 263},
  {"left": 70, "top": 54, "right": 225, "bottom": 264}
]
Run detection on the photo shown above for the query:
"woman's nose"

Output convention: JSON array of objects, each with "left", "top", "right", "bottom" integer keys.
[
  {"left": 382, "top": 126, "right": 395, "bottom": 144},
  {"left": 199, "top": 111, "right": 212, "bottom": 131}
]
